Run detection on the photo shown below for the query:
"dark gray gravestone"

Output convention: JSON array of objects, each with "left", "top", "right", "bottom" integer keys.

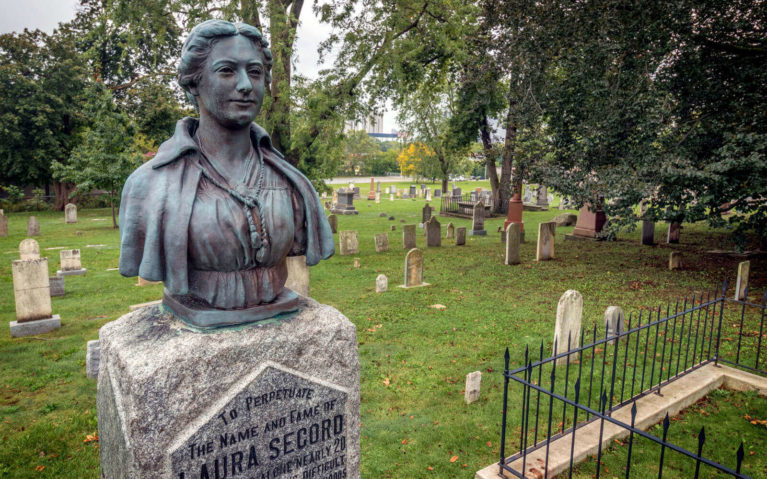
[
  {"left": 641, "top": 220, "right": 655, "bottom": 245},
  {"left": 434, "top": 189, "right": 441, "bottom": 198},
  {"left": 422, "top": 204, "right": 432, "bottom": 224},
  {"left": 327, "top": 214, "right": 338, "bottom": 234},
  {"left": 667, "top": 222, "right": 681, "bottom": 244},
  {"left": 402, "top": 225, "right": 416, "bottom": 249},
  {"left": 470, "top": 202, "right": 486, "bottom": 236},
  {"left": 455, "top": 227, "right": 467, "bottom": 246},
  {"left": 409, "top": 185, "right": 416, "bottom": 196},
  {"left": 426, "top": 217, "right": 441, "bottom": 247}
]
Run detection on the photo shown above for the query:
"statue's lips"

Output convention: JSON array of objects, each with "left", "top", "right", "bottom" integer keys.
[{"left": 230, "top": 99, "right": 256, "bottom": 106}]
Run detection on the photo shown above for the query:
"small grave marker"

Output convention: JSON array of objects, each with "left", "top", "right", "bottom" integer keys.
[
  {"left": 554, "top": 290, "right": 583, "bottom": 365},
  {"left": 465, "top": 371, "right": 482, "bottom": 404},
  {"left": 402, "top": 224, "right": 416, "bottom": 249},
  {"left": 470, "top": 202, "right": 486, "bottom": 236},
  {"left": 374, "top": 233, "right": 389, "bottom": 252},
  {"left": 536, "top": 222, "right": 556, "bottom": 261},
  {"left": 339, "top": 230, "right": 359, "bottom": 255},
  {"left": 376, "top": 274, "right": 388, "bottom": 293},
  {"left": 735, "top": 260, "right": 750, "bottom": 300},
  {"left": 426, "top": 217, "right": 441, "bottom": 247},
  {"left": 65, "top": 203, "right": 78, "bottom": 223},
  {"left": 400, "top": 248, "right": 429, "bottom": 288},
  {"left": 455, "top": 227, "right": 467, "bottom": 246},
  {"left": 505, "top": 223, "right": 521, "bottom": 265},
  {"left": 668, "top": 252, "right": 683, "bottom": 270}
]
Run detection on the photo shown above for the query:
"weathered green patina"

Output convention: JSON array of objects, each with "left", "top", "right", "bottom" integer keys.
[{"left": 118, "top": 20, "right": 333, "bottom": 328}]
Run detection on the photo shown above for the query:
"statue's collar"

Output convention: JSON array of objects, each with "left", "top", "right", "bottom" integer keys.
[{"left": 152, "top": 117, "right": 277, "bottom": 169}]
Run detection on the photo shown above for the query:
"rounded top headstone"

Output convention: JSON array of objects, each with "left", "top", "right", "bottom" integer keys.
[{"left": 19, "top": 239, "right": 40, "bottom": 260}]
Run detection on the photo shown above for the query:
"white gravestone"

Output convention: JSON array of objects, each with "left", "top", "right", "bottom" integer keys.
[
  {"left": 285, "top": 255, "right": 310, "bottom": 297},
  {"left": 735, "top": 260, "right": 750, "bottom": 300},
  {"left": 505, "top": 223, "right": 521, "bottom": 265},
  {"left": 339, "top": 231, "right": 359, "bottom": 256},
  {"left": 604, "top": 306, "right": 625, "bottom": 341},
  {"left": 464, "top": 371, "right": 481, "bottom": 404},
  {"left": 58, "top": 249, "right": 87, "bottom": 277},
  {"left": 375, "top": 274, "right": 388, "bottom": 293},
  {"left": 65, "top": 203, "right": 78, "bottom": 223},
  {"left": 668, "top": 252, "right": 683, "bottom": 271},
  {"left": 446, "top": 223, "right": 454, "bottom": 239},
  {"left": 374, "top": 233, "right": 389, "bottom": 253},
  {"left": 554, "top": 290, "right": 583, "bottom": 365},
  {"left": 536, "top": 222, "right": 556, "bottom": 261},
  {"left": 19, "top": 239, "right": 40, "bottom": 260},
  {"left": 10, "top": 258, "right": 61, "bottom": 337}
]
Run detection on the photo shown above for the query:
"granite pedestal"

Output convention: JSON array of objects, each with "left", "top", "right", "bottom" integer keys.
[
  {"left": 97, "top": 297, "right": 360, "bottom": 479},
  {"left": 10, "top": 315, "right": 61, "bottom": 338}
]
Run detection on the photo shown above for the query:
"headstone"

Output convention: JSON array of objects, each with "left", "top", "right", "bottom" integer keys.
[
  {"left": 0, "top": 213, "right": 7, "bottom": 237},
  {"left": 389, "top": 194, "right": 394, "bottom": 201},
  {"left": 522, "top": 185, "right": 533, "bottom": 204},
  {"left": 452, "top": 188, "right": 461, "bottom": 199},
  {"left": 368, "top": 178, "right": 375, "bottom": 200},
  {"left": 285, "top": 255, "right": 310, "bottom": 297},
  {"left": 434, "top": 189, "right": 441, "bottom": 198},
  {"left": 352, "top": 186, "right": 360, "bottom": 199},
  {"left": 668, "top": 252, "right": 683, "bottom": 271},
  {"left": 389, "top": 185, "right": 396, "bottom": 194},
  {"left": 536, "top": 222, "right": 556, "bottom": 261},
  {"left": 375, "top": 274, "right": 388, "bottom": 293},
  {"left": 425, "top": 189, "right": 432, "bottom": 201},
  {"left": 735, "top": 260, "right": 750, "bottom": 300},
  {"left": 604, "top": 306, "right": 625, "bottom": 340},
  {"left": 49, "top": 276, "right": 65, "bottom": 297},
  {"left": 86, "top": 339, "right": 100, "bottom": 379},
  {"left": 464, "top": 371, "right": 481, "bottom": 404},
  {"left": 374, "top": 233, "right": 389, "bottom": 252},
  {"left": 667, "top": 222, "right": 681, "bottom": 244},
  {"left": 470, "top": 191, "right": 478, "bottom": 203},
  {"left": 446, "top": 223, "right": 455, "bottom": 239},
  {"left": 455, "top": 227, "right": 467, "bottom": 246},
  {"left": 19, "top": 239, "right": 40, "bottom": 260},
  {"left": 65, "top": 203, "right": 78, "bottom": 223},
  {"left": 328, "top": 214, "right": 338, "bottom": 234},
  {"left": 554, "top": 290, "right": 583, "bottom": 365},
  {"left": 376, "top": 181, "right": 381, "bottom": 193},
  {"left": 10, "top": 258, "right": 61, "bottom": 337},
  {"left": 470, "top": 202, "right": 486, "bottom": 236},
  {"left": 390, "top": 225, "right": 396, "bottom": 231},
  {"left": 402, "top": 224, "right": 416, "bottom": 249},
  {"left": 353, "top": 258, "right": 360, "bottom": 268},
  {"left": 400, "top": 248, "right": 428, "bottom": 288},
  {"left": 58, "top": 249, "right": 86, "bottom": 276},
  {"left": 425, "top": 217, "right": 441, "bottom": 247},
  {"left": 332, "top": 189, "right": 338, "bottom": 206},
  {"left": 97, "top": 300, "right": 360, "bottom": 479},
  {"left": 27, "top": 216, "right": 40, "bottom": 236},
  {"left": 641, "top": 220, "right": 655, "bottom": 245},
  {"left": 505, "top": 223, "right": 521, "bottom": 265},
  {"left": 422, "top": 203, "right": 432, "bottom": 223},
  {"left": 375, "top": 192, "right": 380, "bottom": 204},
  {"left": 571, "top": 204, "right": 607, "bottom": 238},
  {"left": 332, "top": 190, "right": 359, "bottom": 215},
  {"left": 409, "top": 185, "right": 416, "bottom": 196},
  {"left": 421, "top": 184, "right": 426, "bottom": 191},
  {"left": 536, "top": 185, "right": 548, "bottom": 207},
  {"left": 339, "top": 230, "right": 359, "bottom": 255}
]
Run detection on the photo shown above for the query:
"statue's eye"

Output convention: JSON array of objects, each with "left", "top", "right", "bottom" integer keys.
[
  {"left": 249, "top": 68, "right": 262, "bottom": 77},
  {"left": 217, "top": 66, "right": 234, "bottom": 74}
]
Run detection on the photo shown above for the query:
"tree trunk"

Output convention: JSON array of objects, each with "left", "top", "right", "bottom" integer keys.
[
  {"left": 498, "top": 100, "right": 516, "bottom": 213},
  {"left": 53, "top": 181, "right": 76, "bottom": 211},
  {"left": 480, "top": 113, "right": 502, "bottom": 212}
]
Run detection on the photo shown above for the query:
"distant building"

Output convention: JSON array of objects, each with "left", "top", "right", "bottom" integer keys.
[{"left": 345, "top": 113, "right": 385, "bottom": 134}]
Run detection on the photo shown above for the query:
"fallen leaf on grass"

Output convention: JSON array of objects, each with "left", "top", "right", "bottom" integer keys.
[
  {"left": 427, "top": 466, "right": 434, "bottom": 470},
  {"left": 383, "top": 377, "right": 390, "bottom": 387},
  {"left": 450, "top": 455, "right": 458, "bottom": 463},
  {"left": 402, "top": 439, "right": 408, "bottom": 444},
  {"left": 84, "top": 433, "right": 99, "bottom": 443},
  {"left": 35, "top": 466, "right": 44, "bottom": 471},
  {"left": 429, "top": 304, "right": 447, "bottom": 310}
]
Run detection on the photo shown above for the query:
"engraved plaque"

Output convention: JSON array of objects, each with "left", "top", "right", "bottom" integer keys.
[{"left": 170, "top": 366, "right": 349, "bottom": 479}]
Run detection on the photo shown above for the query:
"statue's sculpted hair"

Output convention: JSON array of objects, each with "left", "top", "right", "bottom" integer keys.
[{"left": 178, "top": 19, "right": 273, "bottom": 109}]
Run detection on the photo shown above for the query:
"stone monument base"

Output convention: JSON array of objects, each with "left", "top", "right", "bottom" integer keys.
[
  {"left": 10, "top": 315, "right": 61, "bottom": 337},
  {"left": 330, "top": 207, "right": 359, "bottom": 215},
  {"left": 469, "top": 229, "right": 487, "bottom": 236},
  {"left": 97, "top": 297, "right": 360, "bottom": 479},
  {"left": 57, "top": 268, "right": 86, "bottom": 277}
]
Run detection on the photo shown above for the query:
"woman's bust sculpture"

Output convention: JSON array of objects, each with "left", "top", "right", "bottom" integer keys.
[{"left": 118, "top": 20, "right": 334, "bottom": 328}]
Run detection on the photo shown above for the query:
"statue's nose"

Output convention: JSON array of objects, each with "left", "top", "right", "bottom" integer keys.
[{"left": 236, "top": 69, "right": 253, "bottom": 94}]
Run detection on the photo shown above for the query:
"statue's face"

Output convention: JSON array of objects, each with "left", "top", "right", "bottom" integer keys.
[{"left": 191, "top": 35, "right": 266, "bottom": 129}]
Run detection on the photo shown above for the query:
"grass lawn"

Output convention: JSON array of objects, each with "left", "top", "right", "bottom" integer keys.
[{"left": 0, "top": 179, "right": 765, "bottom": 478}]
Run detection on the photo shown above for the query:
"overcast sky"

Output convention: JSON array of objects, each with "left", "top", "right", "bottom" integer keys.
[{"left": 0, "top": 0, "right": 398, "bottom": 131}]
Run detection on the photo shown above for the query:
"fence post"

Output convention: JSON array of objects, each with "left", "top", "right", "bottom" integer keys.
[
  {"left": 499, "top": 348, "right": 510, "bottom": 470},
  {"left": 714, "top": 281, "right": 727, "bottom": 366}
]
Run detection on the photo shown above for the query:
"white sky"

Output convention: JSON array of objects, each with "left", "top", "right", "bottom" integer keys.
[{"left": 0, "top": 0, "right": 398, "bottom": 132}]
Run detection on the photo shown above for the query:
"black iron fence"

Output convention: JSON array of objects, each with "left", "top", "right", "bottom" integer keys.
[
  {"left": 439, "top": 192, "right": 495, "bottom": 217},
  {"left": 499, "top": 282, "right": 766, "bottom": 478}
]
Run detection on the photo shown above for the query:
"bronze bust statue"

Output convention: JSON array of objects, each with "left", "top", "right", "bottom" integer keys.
[{"left": 118, "top": 20, "right": 334, "bottom": 328}]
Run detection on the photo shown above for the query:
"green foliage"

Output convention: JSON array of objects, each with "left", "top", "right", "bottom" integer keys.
[
  {"left": 51, "top": 87, "right": 143, "bottom": 227},
  {"left": 0, "top": 27, "right": 89, "bottom": 187}
]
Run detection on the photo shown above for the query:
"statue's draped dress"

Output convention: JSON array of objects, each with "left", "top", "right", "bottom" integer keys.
[{"left": 187, "top": 143, "right": 306, "bottom": 309}]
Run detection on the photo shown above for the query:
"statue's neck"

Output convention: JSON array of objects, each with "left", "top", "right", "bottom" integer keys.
[{"left": 195, "top": 115, "right": 253, "bottom": 181}]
